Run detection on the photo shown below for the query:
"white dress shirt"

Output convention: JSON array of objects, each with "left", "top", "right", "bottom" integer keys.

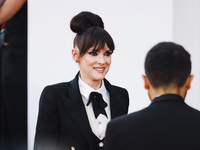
[{"left": 78, "top": 76, "right": 111, "bottom": 140}]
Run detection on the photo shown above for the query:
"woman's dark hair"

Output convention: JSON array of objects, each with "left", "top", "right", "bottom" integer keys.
[
  {"left": 70, "top": 11, "right": 115, "bottom": 57},
  {"left": 145, "top": 42, "right": 191, "bottom": 88}
]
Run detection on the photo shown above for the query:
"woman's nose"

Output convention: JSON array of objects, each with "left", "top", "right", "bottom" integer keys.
[{"left": 97, "top": 55, "right": 105, "bottom": 64}]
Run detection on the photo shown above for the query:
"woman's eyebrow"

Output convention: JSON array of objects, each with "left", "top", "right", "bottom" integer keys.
[{"left": 91, "top": 49, "right": 99, "bottom": 52}]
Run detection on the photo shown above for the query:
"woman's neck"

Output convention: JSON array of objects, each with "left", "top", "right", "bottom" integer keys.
[{"left": 80, "top": 75, "right": 102, "bottom": 90}]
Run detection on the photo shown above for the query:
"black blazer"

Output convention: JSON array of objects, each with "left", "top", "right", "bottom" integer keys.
[
  {"left": 104, "top": 94, "right": 200, "bottom": 150},
  {"left": 34, "top": 73, "right": 129, "bottom": 150}
]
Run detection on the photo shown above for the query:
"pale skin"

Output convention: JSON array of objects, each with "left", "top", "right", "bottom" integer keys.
[
  {"left": 142, "top": 75, "right": 194, "bottom": 100},
  {"left": 0, "top": 0, "right": 26, "bottom": 24},
  {"left": 72, "top": 44, "right": 113, "bottom": 90}
]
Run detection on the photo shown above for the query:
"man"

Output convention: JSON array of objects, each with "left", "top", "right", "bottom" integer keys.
[{"left": 103, "top": 42, "right": 200, "bottom": 150}]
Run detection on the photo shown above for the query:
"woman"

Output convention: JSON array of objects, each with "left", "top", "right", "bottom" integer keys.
[
  {"left": 0, "top": 0, "right": 27, "bottom": 150},
  {"left": 34, "top": 11, "right": 129, "bottom": 150}
]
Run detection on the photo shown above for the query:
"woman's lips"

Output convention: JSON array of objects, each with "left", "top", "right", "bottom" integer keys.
[{"left": 94, "top": 67, "right": 105, "bottom": 72}]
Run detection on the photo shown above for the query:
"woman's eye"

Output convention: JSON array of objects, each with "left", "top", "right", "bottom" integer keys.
[
  {"left": 104, "top": 51, "right": 112, "bottom": 56},
  {"left": 89, "top": 52, "right": 97, "bottom": 56}
]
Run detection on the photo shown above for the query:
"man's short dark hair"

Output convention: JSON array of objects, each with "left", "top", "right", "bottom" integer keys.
[{"left": 145, "top": 42, "right": 191, "bottom": 88}]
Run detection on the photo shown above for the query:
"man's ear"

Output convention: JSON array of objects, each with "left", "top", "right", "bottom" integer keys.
[
  {"left": 142, "top": 75, "right": 150, "bottom": 90},
  {"left": 185, "top": 75, "right": 194, "bottom": 90},
  {"left": 72, "top": 49, "right": 79, "bottom": 63}
]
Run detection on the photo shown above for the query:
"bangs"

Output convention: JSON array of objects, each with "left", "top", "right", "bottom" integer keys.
[
  {"left": 75, "top": 27, "right": 115, "bottom": 57},
  {"left": 92, "top": 28, "right": 115, "bottom": 51}
]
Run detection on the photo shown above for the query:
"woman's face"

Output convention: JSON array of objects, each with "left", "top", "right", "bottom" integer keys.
[{"left": 75, "top": 44, "right": 113, "bottom": 86}]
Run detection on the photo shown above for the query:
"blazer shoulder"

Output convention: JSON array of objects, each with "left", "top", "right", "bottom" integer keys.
[
  {"left": 112, "top": 85, "right": 128, "bottom": 93},
  {"left": 104, "top": 79, "right": 129, "bottom": 109},
  {"left": 110, "top": 84, "right": 129, "bottom": 100},
  {"left": 104, "top": 78, "right": 128, "bottom": 94},
  {"left": 44, "top": 82, "right": 69, "bottom": 90},
  {"left": 40, "top": 82, "right": 71, "bottom": 100}
]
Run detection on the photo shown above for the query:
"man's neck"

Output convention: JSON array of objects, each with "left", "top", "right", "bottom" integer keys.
[{"left": 149, "top": 86, "right": 186, "bottom": 100}]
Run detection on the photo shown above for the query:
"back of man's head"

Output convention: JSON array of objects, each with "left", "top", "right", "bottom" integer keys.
[{"left": 145, "top": 42, "right": 191, "bottom": 89}]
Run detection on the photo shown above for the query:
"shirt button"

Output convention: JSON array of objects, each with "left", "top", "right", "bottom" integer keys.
[
  {"left": 99, "top": 142, "right": 104, "bottom": 147},
  {"left": 99, "top": 122, "right": 101, "bottom": 124}
]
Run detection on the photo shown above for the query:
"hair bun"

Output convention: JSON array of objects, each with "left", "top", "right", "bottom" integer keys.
[{"left": 70, "top": 11, "right": 104, "bottom": 34}]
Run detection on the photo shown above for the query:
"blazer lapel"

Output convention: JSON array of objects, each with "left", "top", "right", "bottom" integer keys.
[
  {"left": 104, "top": 79, "right": 127, "bottom": 119},
  {"left": 60, "top": 73, "right": 94, "bottom": 149}
]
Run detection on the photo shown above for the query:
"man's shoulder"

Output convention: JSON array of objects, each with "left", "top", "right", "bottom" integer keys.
[
  {"left": 184, "top": 103, "right": 200, "bottom": 117},
  {"left": 109, "top": 108, "right": 148, "bottom": 126}
]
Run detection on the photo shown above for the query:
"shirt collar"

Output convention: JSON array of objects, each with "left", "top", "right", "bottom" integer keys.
[{"left": 78, "top": 75, "right": 107, "bottom": 101}]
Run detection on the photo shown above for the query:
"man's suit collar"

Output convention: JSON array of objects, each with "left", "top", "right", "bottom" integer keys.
[{"left": 152, "top": 94, "right": 184, "bottom": 104}]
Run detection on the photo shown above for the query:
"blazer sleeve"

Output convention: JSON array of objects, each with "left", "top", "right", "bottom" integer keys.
[
  {"left": 34, "top": 85, "right": 60, "bottom": 150},
  {"left": 123, "top": 88, "right": 129, "bottom": 114}
]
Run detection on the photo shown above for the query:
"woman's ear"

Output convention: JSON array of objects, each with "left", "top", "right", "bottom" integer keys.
[{"left": 72, "top": 49, "right": 79, "bottom": 63}]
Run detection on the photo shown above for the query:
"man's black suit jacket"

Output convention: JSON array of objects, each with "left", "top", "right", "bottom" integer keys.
[
  {"left": 104, "top": 94, "right": 200, "bottom": 150},
  {"left": 34, "top": 73, "right": 129, "bottom": 150}
]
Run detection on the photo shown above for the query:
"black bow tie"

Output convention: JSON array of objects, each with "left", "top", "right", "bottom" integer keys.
[{"left": 87, "top": 92, "right": 108, "bottom": 118}]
